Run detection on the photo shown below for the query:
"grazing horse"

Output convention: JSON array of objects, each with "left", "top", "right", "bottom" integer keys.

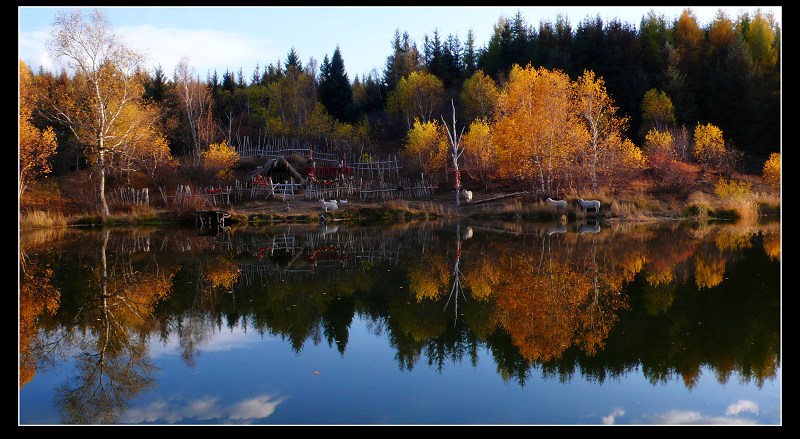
[
  {"left": 577, "top": 198, "right": 601, "bottom": 213},
  {"left": 320, "top": 199, "right": 339, "bottom": 211},
  {"left": 545, "top": 197, "right": 567, "bottom": 211}
]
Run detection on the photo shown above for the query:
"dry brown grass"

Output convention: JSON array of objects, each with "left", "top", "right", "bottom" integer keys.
[{"left": 19, "top": 210, "right": 68, "bottom": 230}]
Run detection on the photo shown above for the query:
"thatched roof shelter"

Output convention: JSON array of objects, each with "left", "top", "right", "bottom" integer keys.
[{"left": 251, "top": 156, "right": 307, "bottom": 186}]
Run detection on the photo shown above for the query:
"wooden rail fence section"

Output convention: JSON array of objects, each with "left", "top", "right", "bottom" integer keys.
[{"left": 108, "top": 187, "right": 149, "bottom": 207}]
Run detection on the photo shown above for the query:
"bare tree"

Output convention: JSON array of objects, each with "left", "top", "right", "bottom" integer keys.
[
  {"left": 441, "top": 100, "right": 466, "bottom": 206},
  {"left": 173, "top": 57, "right": 214, "bottom": 166}
]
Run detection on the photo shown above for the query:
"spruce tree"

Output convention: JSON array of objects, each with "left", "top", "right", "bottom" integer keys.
[{"left": 319, "top": 46, "right": 354, "bottom": 122}]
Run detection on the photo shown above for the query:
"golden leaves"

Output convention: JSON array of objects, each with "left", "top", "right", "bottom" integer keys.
[
  {"left": 762, "top": 152, "right": 780, "bottom": 192},
  {"left": 19, "top": 259, "right": 61, "bottom": 387},
  {"left": 403, "top": 119, "right": 449, "bottom": 181},
  {"left": 201, "top": 140, "right": 240, "bottom": 183},
  {"left": 693, "top": 122, "right": 727, "bottom": 168},
  {"left": 18, "top": 60, "right": 58, "bottom": 198}
]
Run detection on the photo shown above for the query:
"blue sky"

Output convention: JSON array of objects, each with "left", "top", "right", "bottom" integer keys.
[{"left": 18, "top": 6, "right": 782, "bottom": 82}]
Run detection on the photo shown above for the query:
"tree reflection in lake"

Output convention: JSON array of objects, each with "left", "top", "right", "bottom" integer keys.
[{"left": 19, "top": 219, "right": 780, "bottom": 424}]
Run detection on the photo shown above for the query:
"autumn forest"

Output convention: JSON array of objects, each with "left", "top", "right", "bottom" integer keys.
[{"left": 19, "top": 8, "right": 780, "bottom": 220}]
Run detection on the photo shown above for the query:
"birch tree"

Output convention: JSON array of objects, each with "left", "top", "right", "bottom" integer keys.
[
  {"left": 388, "top": 70, "right": 444, "bottom": 130},
  {"left": 172, "top": 57, "right": 214, "bottom": 166},
  {"left": 42, "top": 9, "right": 151, "bottom": 217},
  {"left": 573, "top": 70, "right": 629, "bottom": 191}
]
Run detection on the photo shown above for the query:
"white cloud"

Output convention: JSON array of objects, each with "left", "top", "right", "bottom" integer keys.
[
  {"left": 19, "top": 23, "right": 279, "bottom": 78},
  {"left": 18, "top": 29, "right": 54, "bottom": 72},
  {"left": 229, "top": 395, "right": 288, "bottom": 420},
  {"left": 122, "top": 394, "right": 287, "bottom": 424},
  {"left": 648, "top": 410, "right": 758, "bottom": 425},
  {"left": 118, "top": 24, "right": 278, "bottom": 75},
  {"left": 725, "top": 400, "right": 759, "bottom": 416},
  {"left": 148, "top": 319, "right": 276, "bottom": 358},
  {"left": 602, "top": 408, "right": 625, "bottom": 425}
]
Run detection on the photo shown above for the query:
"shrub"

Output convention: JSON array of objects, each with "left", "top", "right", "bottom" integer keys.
[
  {"left": 693, "top": 122, "right": 727, "bottom": 169},
  {"left": 649, "top": 155, "right": 697, "bottom": 196},
  {"left": 714, "top": 178, "right": 752, "bottom": 200},
  {"left": 762, "top": 152, "right": 780, "bottom": 191},
  {"left": 201, "top": 140, "right": 239, "bottom": 185}
]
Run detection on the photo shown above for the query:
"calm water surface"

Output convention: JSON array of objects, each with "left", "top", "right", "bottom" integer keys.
[{"left": 18, "top": 219, "right": 781, "bottom": 425}]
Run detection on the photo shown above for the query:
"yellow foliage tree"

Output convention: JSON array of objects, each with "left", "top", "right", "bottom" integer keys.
[
  {"left": 461, "top": 118, "right": 497, "bottom": 188},
  {"left": 201, "top": 140, "right": 239, "bottom": 184},
  {"left": 204, "top": 256, "right": 241, "bottom": 289},
  {"left": 640, "top": 89, "right": 676, "bottom": 133},
  {"left": 19, "top": 60, "right": 58, "bottom": 199},
  {"left": 762, "top": 152, "right": 780, "bottom": 191},
  {"left": 643, "top": 128, "right": 676, "bottom": 162},
  {"left": 744, "top": 9, "right": 779, "bottom": 75},
  {"left": 403, "top": 119, "right": 448, "bottom": 183},
  {"left": 694, "top": 251, "right": 726, "bottom": 289},
  {"left": 407, "top": 253, "right": 450, "bottom": 302},
  {"left": 388, "top": 70, "right": 445, "bottom": 129},
  {"left": 460, "top": 69, "right": 499, "bottom": 122},
  {"left": 693, "top": 122, "right": 727, "bottom": 168}
]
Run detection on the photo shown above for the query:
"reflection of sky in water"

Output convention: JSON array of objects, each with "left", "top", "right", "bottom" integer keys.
[
  {"left": 148, "top": 320, "right": 276, "bottom": 359},
  {"left": 113, "top": 317, "right": 780, "bottom": 425},
  {"left": 122, "top": 395, "right": 288, "bottom": 424}
]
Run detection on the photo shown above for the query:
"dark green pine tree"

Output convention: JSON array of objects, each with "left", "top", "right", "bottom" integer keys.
[
  {"left": 462, "top": 29, "right": 477, "bottom": 77},
  {"left": 285, "top": 47, "right": 302, "bottom": 71},
  {"left": 221, "top": 69, "right": 236, "bottom": 93},
  {"left": 144, "top": 64, "right": 169, "bottom": 102},
  {"left": 207, "top": 69, "right": 220, "bottom": 94},
  {"left": 318, "top": 46, "right": 354, "bottom": 123}
]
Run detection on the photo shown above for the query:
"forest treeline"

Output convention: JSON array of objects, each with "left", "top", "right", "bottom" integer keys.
[{"left": 20, "top": 8, "right": 780, "bottom": 214}]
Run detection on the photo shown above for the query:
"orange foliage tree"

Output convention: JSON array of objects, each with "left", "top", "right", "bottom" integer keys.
[
  {"left": 493, "top": 65, "right": 581, "bottom": 195},
  {"left": 573, "top": 69, "right": 632, "bottom": 191},
  {"left": 19, "top": 60, "right": 57, "bottom": 199},
  {"left": 19, "top": 257, "right": 61, "bottom": 387},
  {"left": 762, "top": 152, "right": 780, "bottom": 191}
]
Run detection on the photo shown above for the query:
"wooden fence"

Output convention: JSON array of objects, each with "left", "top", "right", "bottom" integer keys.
[
  {"left": 108, "top": 187, "right": 149, "bottom": 207},
  {"left": 359, "top": 177, "right": 435, "bottom": 202},
  {"left": 165, "top": 185, "right": 232, "bottom": 207}
]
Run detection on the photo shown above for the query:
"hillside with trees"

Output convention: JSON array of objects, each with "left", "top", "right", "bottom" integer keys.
[{"left": 19, "top": 8, "right": 780, "bottom": 223}]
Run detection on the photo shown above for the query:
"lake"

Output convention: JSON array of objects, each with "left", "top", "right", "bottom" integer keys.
[{"left": 18, "top": 218, "right": 781, "bottom": 425}]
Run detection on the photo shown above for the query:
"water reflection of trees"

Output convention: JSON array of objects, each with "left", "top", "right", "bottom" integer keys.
[
  {"left": 20, "top": 229, "right": 176, "bottom": 424},
  {"left": 21, "top": 219, "right": 780, "bottom": 405}
]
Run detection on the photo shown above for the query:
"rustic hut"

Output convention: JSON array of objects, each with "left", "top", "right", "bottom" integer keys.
[{"left": 251, "top": 156, "right": 307, "bottom": 186}]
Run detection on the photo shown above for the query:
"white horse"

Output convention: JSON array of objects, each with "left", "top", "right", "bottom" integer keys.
[
  {"left": 577, "top": 198, "right": 601, "bottom": 213},
  {"left": 461, "top": 189, "right": 473, "bottom": 203},
  {"left": 320, "top": 199, "right": 339, "bottom": 211},
  {"left": 545, "top": 197, "right": 567, "bottom": 210}
]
